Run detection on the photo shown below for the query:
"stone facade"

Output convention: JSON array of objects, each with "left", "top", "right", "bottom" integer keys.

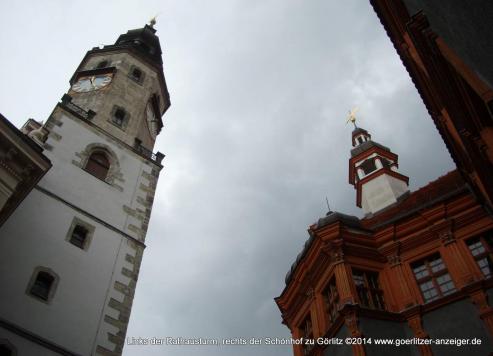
[{"left": 0, "top": 24, "right": 169, "bottom": 356}]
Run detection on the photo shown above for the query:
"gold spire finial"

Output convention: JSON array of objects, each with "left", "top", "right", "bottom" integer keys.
[
  {"left": 346, "top": 107, "right": 359, "bottom": 128},
  {"left": 149, "top": 15, "right": 157, "bottom": 28}
]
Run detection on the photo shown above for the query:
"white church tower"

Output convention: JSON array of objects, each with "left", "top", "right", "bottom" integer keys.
[{"left": 0, "top": 22, "right": 170, "bottom": 356}]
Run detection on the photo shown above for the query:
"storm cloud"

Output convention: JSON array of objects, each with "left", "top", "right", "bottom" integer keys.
[{"left": 0, "top": 1, "right": 454, "bottom": 355}]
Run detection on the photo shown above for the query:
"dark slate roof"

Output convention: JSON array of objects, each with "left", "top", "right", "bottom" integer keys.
[
  {"left": 352, "top": 127, "right": 369, "bottom": 136},
  {"left": 314, "top": 211, "right": 361, "bottom": 230},
  {"left": 362, "top": 170, "right": 467, "bottom": 229},
  {"left": 114, "top": 25, "right": 163, "bottom": 66},
  {"left": 350, "top": 140, "right": 390, "bottom": 157},
  {"left": 284, "top": 211, "right": 361, "bottom": 285}
]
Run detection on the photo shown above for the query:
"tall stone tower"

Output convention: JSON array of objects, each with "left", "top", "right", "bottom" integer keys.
[{"left": 0, "top": 23, "right": 169, "bottom": 356}]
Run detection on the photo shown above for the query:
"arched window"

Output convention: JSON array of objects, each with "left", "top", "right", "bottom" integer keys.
[
  {"left": 30, "top": 272, "right": 54, "bottom": 301},
  {"left": 85, "top": 151, "right": 110, "bottom": 181},
  {"left": 0, "top": 340, "right": 16, "bottom": 356},
  {"left": 26, "top": 267, "right": 59, "bottom": 303},
  {"left": 113, "top": 108, "right": 126, "bottom": 127},
  {"left": 96, "top": 60, "right": 108, "bottom": 69}
]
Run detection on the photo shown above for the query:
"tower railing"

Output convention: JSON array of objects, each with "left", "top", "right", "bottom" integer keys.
[{"left": 59, "top": 94, "right": 164, "bottom": 166}]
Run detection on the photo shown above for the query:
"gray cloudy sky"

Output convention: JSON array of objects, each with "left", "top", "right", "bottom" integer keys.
[{"left": 0, "top": 1, "right": 455, "bottom": 355}]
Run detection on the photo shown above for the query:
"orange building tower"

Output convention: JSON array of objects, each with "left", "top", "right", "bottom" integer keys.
[{"left": 275, "top": 123, "right": 493, "bottom": 356}]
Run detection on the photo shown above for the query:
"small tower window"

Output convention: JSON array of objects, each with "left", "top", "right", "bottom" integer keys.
[
  {"left": 132, "top": 68, "right": 142, "bottom": 81},
  {"left": 85, "top": 151, "right": 110, "bottom": 181},
  {"left": 29, "top": 272, "right": 55, "bottom": 301},
  {"left": 96, "top": 60, "right": 109, "bottom": 69},
  {"left": 113, "top": 108, "right": 126, "bottom": 127},
  {"left": 360, "top": 159, "right": 377, "bottom": 175},
  {"left": 70, "top": 225, "right": 88, "bottom": 249},
  {"left": 129, "top": 65, "right": 145, "bottom": 84}
]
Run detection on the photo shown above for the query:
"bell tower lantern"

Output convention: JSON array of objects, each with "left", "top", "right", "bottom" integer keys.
[{"left": 347, "top": 116, "right": 409, "bottom": 216}]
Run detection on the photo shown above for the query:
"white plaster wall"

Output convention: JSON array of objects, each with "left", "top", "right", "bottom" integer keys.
[
  {"left": 0, "top": 328, "right": 58, "bottom": 356},
  {"left": 41, "top": 111, "right": 154, "bottom": 241},
  {"left": 0, "top": 189, "right": 124, "bottom": 355},
  {"left": 361, "top": 174, "right": 408, "bottom": 214},
  {"left": 93, "top": 239, "right": 138, "bottom": 354}
]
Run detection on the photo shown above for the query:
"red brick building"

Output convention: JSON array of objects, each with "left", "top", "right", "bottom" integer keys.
[{"left": 276, "top": 3, "right": 493, "bottom": 354}]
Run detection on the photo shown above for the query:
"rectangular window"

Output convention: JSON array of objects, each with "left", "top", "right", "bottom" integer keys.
[
  {"left": 412, "top": 254, "right": 456, "bottom": 303},
  {"left": 352, "top": 270, "right": 385, "bottom": 310},
  {"left": 467, "top": 232, "right": 493, "bottom": 278},
  {"left": 70, "top": 225, "right": 88, "bottom": 249},
  {"left": 322, "top": 278, "right": 339, "bottom": 325},
  {"left": 30, "top": 272, "right": 54, "bottom": 301}
]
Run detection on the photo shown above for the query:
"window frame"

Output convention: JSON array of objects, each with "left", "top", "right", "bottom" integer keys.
[
  {"left": 322, "top": 277, "right": 340, "bottom": 326},
  {"left": 411, "top": 253, "right": 456, "bottom": 303},
  {"left": 128, "top": 65, "right": 145, "bottom": 85},
  {"left": 299, "top": 313, "right": 314, "bottom": 356},
  {"left": 84, "top": 151, "right": 110, "bottom": 181},
  {"left": 26, "top": 267, "right": 59, "bottom": 304},
  {"left": 65, "top": 217, "right": 95, "bottom": 251},
  {"left": 109, "top": 105, "right": 130, "bottom": 131},
  {"left": 466, "top": 232, "right": 493, "bottom": 279},
  {"left": 352, "top": 269, "right": 385, "bottom": 310}
]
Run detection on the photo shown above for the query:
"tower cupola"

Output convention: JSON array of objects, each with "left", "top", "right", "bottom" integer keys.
[{"left": 348, "top": 120, "right": 409, "bottom": 216}]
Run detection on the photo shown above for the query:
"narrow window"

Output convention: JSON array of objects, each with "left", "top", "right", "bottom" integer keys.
[
  {"left": 29, "top": 272, "right": 54, "bottom": 301},
  {"left": 299, "top": 314, "right": 314, "bottom": 355},
  {"left": 85, "top": 151, "right": 110, "bottom": 181},
  {"left": 352, "top": 270, "right": 385, "bottom": 310},
  {"left": 467, "top": 232, "right": 493, "bottom": 278},
  {"left": 131, "top": 68, "right": 142, "bottom": 81},
  {"left": 113, "top": 108, "right": 126, "bottom": 127},
  {"left": 322, "top": 277, "right": 339, "bottom": 325},
  {"left": 412, "top": 254, "right": 456, "bottom": 303},
  {"left": 70, "top": 225, "right": 88, "bottom": 249},
  {"left": 96, "top": 60, "right": 108, "bottom": 69}
]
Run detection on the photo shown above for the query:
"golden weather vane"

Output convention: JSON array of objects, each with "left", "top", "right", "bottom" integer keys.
[
  {"left": 346, "top": 107, "right": 359, "bottom": 128},
  {"left": 149, "top": 15, "right": 158, "bottom": 28}
]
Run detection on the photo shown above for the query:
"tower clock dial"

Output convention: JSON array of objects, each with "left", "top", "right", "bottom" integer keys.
[
  {"left": 145, "top": 101, "right": 159, "bottom": 139},
  {"left": 72, "top": 74, "right": 112, "bottom": 93}
]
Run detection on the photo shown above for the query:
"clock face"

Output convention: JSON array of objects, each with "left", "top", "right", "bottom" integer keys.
[
  {"left": 72, "top": 74, "right": 112, "bottom": 92},
  {"left": 145, "top": 102, "right": 159, "bottom": 139}
]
